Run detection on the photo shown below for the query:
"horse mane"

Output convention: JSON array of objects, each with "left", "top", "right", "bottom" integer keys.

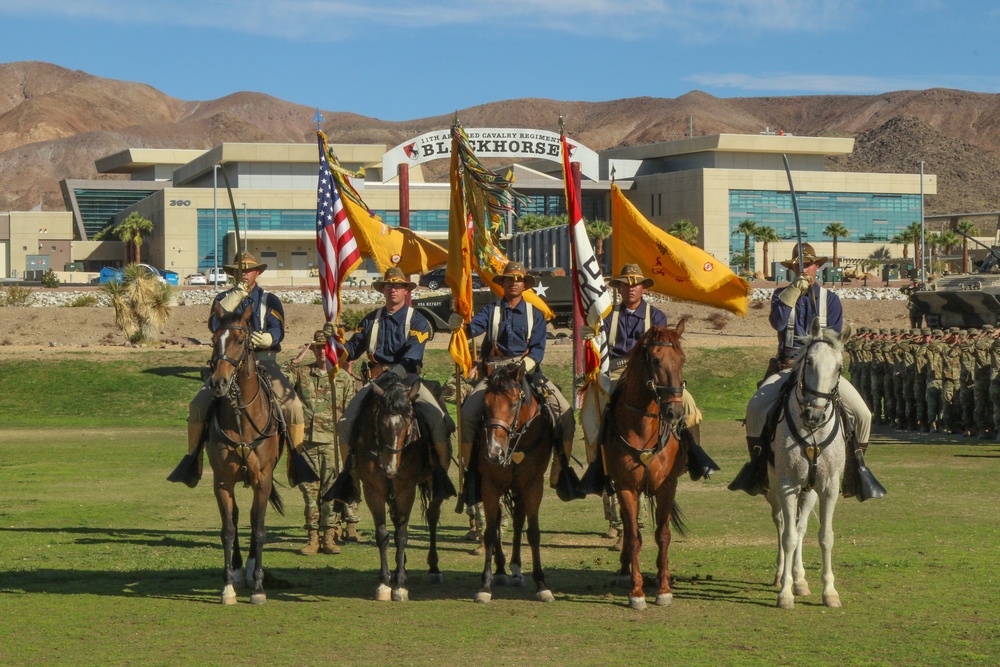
[
  {"left": 368, "top": 372, "right": 413, "bottom": 416},
  {"left": 619, "top": 324, "right": 682, "bottom": 387}
]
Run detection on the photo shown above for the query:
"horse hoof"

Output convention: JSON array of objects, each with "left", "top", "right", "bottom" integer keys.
[
  {"left": 614, "top": 575, "right": 632, "bottom": 588},
  {"left": 221, "top": 585, "right": 237, "bottom": 605},
  {"left": 375, "top": 584, "right": 392, "bottom": 602},
  {"left": 474, "top": 591, "right": 492, "bottom": 604},
  {"left": 494, "top": 573, "right": 509, "bottom": 587},
  {"left": 823, "top": 594, "right": 842, "bottom": 608},
  {"left": 427, "top": 573, "right": 443, "bottom": 585},
  {"left": 243, "top": 559, "right": 256, "bottom": 588},
  {"left": 536, "top": 590, "right": 555, "bottom": 603},
  {"left": 510, "top": 575, "right": 525, "bottom": 587},
  {"left": 628, "top": 596, "right": 647, "bottom": 610},
  {"left": 250, "top": 592, "right": 266, "bottom": 605},
  {"left": 392, "top": 588, "right": 409, "bottom": 602},
  {"left": 655, "top": 593, "right": 673, "bottom": 607},
  {"left": 793, "top": 582, "right": 811, "bottom": 597},
  {"left": 777, "top": 595, "right": 795, "bottom": 609}
]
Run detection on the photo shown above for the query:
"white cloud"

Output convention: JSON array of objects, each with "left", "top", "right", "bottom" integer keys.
[{"left": 687, "top": 72, "right": 1000, "bottom": 94}]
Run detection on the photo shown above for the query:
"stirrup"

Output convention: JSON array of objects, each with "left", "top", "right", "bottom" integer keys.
[{"left": 167, "top": 453, "right": 201, "bottom": 488}]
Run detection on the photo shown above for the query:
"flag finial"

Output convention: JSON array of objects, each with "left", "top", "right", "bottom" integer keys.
[
  {"left": 559, "top": 115, "right": 565, "bottom": 135},
  {"left": 313, "top": 109, "right": 325, "bottom": 131}
]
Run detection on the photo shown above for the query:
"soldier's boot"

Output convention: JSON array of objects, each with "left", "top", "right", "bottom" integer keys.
[
  {"left": 551, "top": 441, "right": 584, "bottom": 501},
  {"left": 611, "top": 532, "right": 624, "bottom": 552},
  {"left": 605, "top": 521, "right": 621, "bottom": 540},
  {"left": 286, "top": 423, "right": 319, "bottom": 486},
  {"left": 728, "top": 437, "right": 770, "bottom": 496},
  {"left": 320, "top": 528, "right": 341, "bottom": 555},
  {"left": 431, "top": 440, "right": 457, "bottom": 500},
  {"left": 463, "top": 515, "right": 478, "bottom": 541},
  {"left": 168, "top": 422, "right": 206, "bottom": 488},
  {"left": 978, "top": 428, "right": 992, "bottom": 441},
  {"left": 843, "top": 441, "right": 887, "bottom": 502},
  {"left": 343, "top": 522, "right": 361, "bottom": 543},
  {"left": 298, "top": 530, "right": 320, "bottom": 556}
]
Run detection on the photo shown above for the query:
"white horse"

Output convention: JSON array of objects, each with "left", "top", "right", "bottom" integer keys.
[{"left": 765, "top": 319, "right": 848, "bottom": 609}]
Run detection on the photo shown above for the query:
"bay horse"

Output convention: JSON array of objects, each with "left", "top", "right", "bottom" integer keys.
[
  {"left": 602, "top": 319, "right": 690, "bottom": 610},
  {"left": 350, "top": 372, "right": 444, "bottom": 601},
  {"left": 205, "top": 302, "right": 285, "bottom": 605},
  {"left": 472, "top": 362, "right": 555, "bottom": 604},
  {"left": 764, "top": 319, "right": 848, "bottom": 609}
]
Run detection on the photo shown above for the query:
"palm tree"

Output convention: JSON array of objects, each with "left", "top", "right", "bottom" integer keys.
[
  {"left": 734, "top": 219, "right": 758, "bottom": 273},
  {"left": 906, "top": 221, "right": 924, "bottom": 271},
  {"left": 937, "top": 230, "right": 960, "bottom": 273},
  {"left": 102, "top": 263, "right": 174, "bottom": 343},
  {"left": 668, "top": 219, "right": 699, "bottom": 245},
  {"left": 516, "top": 213, "right": 568, "bottom": 232},
  {"left": 892, "top": 228, "right": 915, "bottom": 260},
  {"left": 753, "top": 226, "right": 780, "bottom": 279},
  {"left": 111, "top": 212, "right": 155, "bottom": 264},
  {"left": 823, "top": 222, "right": 850, "bottom": 268},
  {"left": 955, "top": 219, "right": 978, "bottom": 272},
  {"left": 584, "top": 219, "right": 613, "bottom": 271}
]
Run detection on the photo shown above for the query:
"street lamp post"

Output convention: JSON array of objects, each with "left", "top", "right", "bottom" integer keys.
[
  {"left": 213, "top": 164, "right": 220, "bottom": 286},
  {"left": 919, "top": 161, "right": 926, "bottom": 282},
  {"left": 242, "top": 203, "right": 248, "bottom": 252}
]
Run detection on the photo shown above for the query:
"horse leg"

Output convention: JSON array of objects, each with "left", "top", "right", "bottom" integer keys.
[
  {"left": 230, "top": 502, "right": 243, "bottom": 577},
  {"left": 391, "top": 483, "right": 416, "bottom": 602},
  {"left": 509, "top": 499, "right": 527, "bottom": 587},
  {"left": 213, "top": 482, "right": 238, "bottom": 605},
  {"left": 766, "top": 481, "right": 784, "bottom": 588},
  {"left": 493, "top": 503, "right": 510, "bottom": 586},
  {"left": 617, "top": 488, "right": 645, "bottom": 609},
  {"left": 792, "top": 490, "right": 818, "bottom": 597},
  {"left": 776, "top": 484, "right": 801, "bottom": 609},
  {"left": 426, "top": 496, "right": 444, "bottom": 585},
  {"left": 524, "top": 483, "right": 553, "bottom": 603},
  {"left": 364, "top": 482, "right": 393, "bottom": 602},
  {"left": 653, "top": 479, "right": 679, "bottom": 607},
  {"left": 817, "top": 486, "right": 842, "bottom": 608},
  {"left": 475, "top": 485, "right": 501, "bottom": 603},
  {"left": 247, "top": 474, "right": 270, "bottom": 605}
]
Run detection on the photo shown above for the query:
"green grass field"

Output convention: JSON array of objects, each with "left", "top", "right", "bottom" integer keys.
[{"left": 1, "top": 349, "right": 998, "bottom": 666}]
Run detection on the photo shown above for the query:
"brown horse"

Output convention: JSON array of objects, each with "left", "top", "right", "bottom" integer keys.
[
  {"left": 349, "top": 372, "right": 445, "bottom": 601},
  {"left": 602, "top": 319, "right": 690, "bottom": 610},
  {"left": 472, "top": 362, "right": 555, "bottom": 603},
  {"left": 205, "top": 302, "right": 285, "bottom": 605}
]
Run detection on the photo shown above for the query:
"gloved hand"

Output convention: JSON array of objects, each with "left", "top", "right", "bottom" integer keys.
[
  {"left": 778, "top": 274, "right": 812, "bottom": 308},
  {"left": 250, "top": 331, "right": 273, "bottom": 349},
  {"left": 448, "top": 313, "right": 465, "bottom": 331},
  {"left": 322, "top": 321, "right": 336, "bottom": 338},
  {"left": 523, "top": 357, "right": 537, "bottom": 373},
  {"left": 580, "top": 325, "right": 597, "bottom": 341},
  {"left": 218, "top": 280, "right": 250, "bottom": 312}
]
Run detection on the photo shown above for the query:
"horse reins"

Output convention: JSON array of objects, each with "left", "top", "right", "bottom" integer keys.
[
  {"left": 786, "top": 337, "right": 842, "bottom": 490},
  {"left": 483, "top": 376, "right": 541, "bottom": 467}
]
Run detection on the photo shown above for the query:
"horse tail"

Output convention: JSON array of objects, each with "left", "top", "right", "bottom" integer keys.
[
  {"left": 649, "top": 495, "right": 687, "bottom": 537},
  {"left": 268, "top": 484, "right": 285, "bottom": 516}
]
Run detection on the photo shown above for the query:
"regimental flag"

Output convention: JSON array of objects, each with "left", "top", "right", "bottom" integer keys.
[
  {"left": 316, "top": 131, "right": 362, "bottom": 370},
  {"left": 562, "top": 131, "right": 612, "bottom": 458},
  {"left": 446, "top": 127, "right": 474, "bottom": 374},
  {"left": 327, "top": 149, "right": 449, "bottom": 276},
  {"left": 611, "top": 185, "right": 749, "bottom": 316},
  {"left": 450, "top": 124, "right": 554, "bottom": 320}
]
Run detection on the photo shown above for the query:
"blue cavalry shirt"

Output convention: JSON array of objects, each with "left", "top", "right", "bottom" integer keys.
[
  {"left": 602, "top": 300, "right": 668, "bottom": 360},
  {"left": 209, "top": 284, "right": 285, "bottom": 352},
  {"left": 769, "top": 281, "right": 843, "bottom": 360},
  {"left": 343, "top": 305, "right": 431, "bottom": 374},
  {"left": 467, "top": 298, "right": 547, "bottom": 367}
]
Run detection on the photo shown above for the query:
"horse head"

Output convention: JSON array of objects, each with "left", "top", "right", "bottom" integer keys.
[
  {"left": 368, "top": 373, "right": 420, "bottom": 477},
  {"left": 209, "top": 303, "right": 254, "bottom": 398},
  {"left": 635, "top": 317, "right": 687, "bottom": 429},
  {"left": 482, "top": 362, "right": 538, "bottom": 466},
  {"left": 794, "top": 317, "right": 844, "bottom": 429}
]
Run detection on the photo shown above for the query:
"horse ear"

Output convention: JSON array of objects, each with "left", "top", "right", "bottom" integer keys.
[
  {"left": 240, "top": 306, "right": 253, "bottom": 325},
  {"left": 841, "top": 323, "right": 853, "bottom": 343},
  {"left": 516, "top": 362, "right": 526, "bottom": 382},
  {"left": 810, "top": 316, "right": 822, "bottom": 337},
  {"left": 212, "top": 300, "right": 224, "bottom": 320},
  {"left": 408, "top": 380, "right": 421, "bottom": 401},
  {"left": 675, "top": 315, "right": 689, "bottom": 336}
]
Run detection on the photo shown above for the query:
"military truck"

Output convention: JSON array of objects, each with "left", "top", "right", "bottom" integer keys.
[
  {"left": 907, "top": 230, "right": 1000, "bottom": 328},
  {"left": 411, "top": 274, "right": 575, "bottom": 336}
]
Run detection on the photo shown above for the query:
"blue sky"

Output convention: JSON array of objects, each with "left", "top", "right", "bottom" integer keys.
[{"left": 2, "top": 1, "right": 999, "bottom": 122}]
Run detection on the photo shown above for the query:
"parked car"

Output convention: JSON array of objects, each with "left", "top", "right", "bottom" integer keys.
[
  {"left": 98, "top": 264, "right": 172, "bottom": 285},
  {"left": 418, "top": 268, "right": 484, "bottom": 291},
  {"left": 203, "top": 267, "right": 228, "bottom": 285},
  {"left": 186, "top": 273, "right": 208, "bottom": 285}
]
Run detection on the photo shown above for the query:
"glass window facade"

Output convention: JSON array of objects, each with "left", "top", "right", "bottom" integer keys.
[
  {"left": 74, "top": 188, "right": 157, "bottom": 239},
  {"left": 729, "top": 189, "right": 921, "bottom": 266},
  {"left": 196, "top": 209, "right": 314, "bottom": 271},
  {"left": 513, "top": 193, "right": 607, "bottom": 227},
  {"left": 374, "top": 209, "right": 450, "bottom": 232}
]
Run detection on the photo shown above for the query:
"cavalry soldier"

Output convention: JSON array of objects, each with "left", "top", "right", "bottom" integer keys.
[
  {"left": 335, "top": 267, "right": 455, "bottom": 499},
  {"left": 973, "top": 325, "right": 994, "bottom": 439},
  {"left": 925, "top": 330, "right": 946, "bottom": 432},
  {"left": 734, "top": 243, "right": 877, "bottom": 500},
  {"left": 287, "top": 330, "right": 358, "bottom": 555},
  {"left": 451, "top": 261, "right": 578, "bottom": 500},
  {"left": 171, "top": 252, "right": 304, "bottom": 486}
]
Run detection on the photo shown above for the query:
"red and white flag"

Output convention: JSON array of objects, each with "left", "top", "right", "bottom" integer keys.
[{"left": 316, "top": 131, "right": 362, "bottom": 370}]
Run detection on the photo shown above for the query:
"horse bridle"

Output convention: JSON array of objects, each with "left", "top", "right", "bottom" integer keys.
[
  {"left": 785, "top": 337, "right": 842, "bottom": 490},
  {"left": 794, "top": 338, "right": 840, "bottom": 424},
  {"left": 483, "top": 378, "right": 540, "bottom": 466},
  {"left": 368, "top": 383, "right": 418, "bottom": 462},
  {"left": 643, "top": 339, "right": 684, "bottom": 405}
]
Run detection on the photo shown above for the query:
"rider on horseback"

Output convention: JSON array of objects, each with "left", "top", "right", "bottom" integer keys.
[
  {"left": 451, "top": 261, "right": 578, "bottom": 501},
  {"left": 171, "top": 252, "right": 305, "bottom": 487},
  {"left": 733, "top": 243, "right": 879, "bottom": 500},
  {"left": 334, "top": 267, "right": 456, "bottom": 500}
]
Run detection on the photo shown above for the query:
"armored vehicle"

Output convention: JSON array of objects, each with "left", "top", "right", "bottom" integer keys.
[{"left": 907, "top": 230, "right": 1000, "bottom": 328}]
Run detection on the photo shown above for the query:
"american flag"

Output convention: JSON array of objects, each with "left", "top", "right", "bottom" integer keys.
[{"left": 316, "top": 132, "right": 361, "bottom": 370}]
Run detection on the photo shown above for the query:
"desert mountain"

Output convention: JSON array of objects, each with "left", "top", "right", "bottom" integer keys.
[{"left": 3, "top": 61, "right": 1000, "bottom": 222}]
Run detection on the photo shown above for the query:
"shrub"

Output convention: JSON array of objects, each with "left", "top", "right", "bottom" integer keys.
[
  {"left": 341, "top": 306, "right": 376, "bottom": 331},
  {"left": 706, "top": 312, "right": 730, "bottom": 330},
  {"left": 0, "top": 284, "right": 36, "bottom": 307},
  {"left": 66, "top": 294, "right": 100, "bottom": 307},
  {"left": 40, "top": 269, "right": 60, "bottom": 288}
]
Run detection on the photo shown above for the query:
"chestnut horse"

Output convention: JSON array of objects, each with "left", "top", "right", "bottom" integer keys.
[
  {"left": 350, "top": 372, "right": 444, "bottom": 601},
  {"left": 205, "top": 303, "right": 285, "bottom": 605},
  {"left": 472, "top": 362, "right": 555, "bottom": 604},
  {"left": 602, "top": 319, "right": 690, "bottom": 610}
]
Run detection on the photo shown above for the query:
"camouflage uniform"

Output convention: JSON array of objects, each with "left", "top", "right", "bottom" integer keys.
[
  {"left": 973, "top": 326, "right": 995, "bottom": 438},
  {"left": 990, "top": 336, "right": 1000, "bottom": 441},
  {"left": 925, "top": 330, "right": 945, "bottom": 431},
  {"left": 870, "top": 330, "right": 888, "bottom": 423},
  {"left": 943, "top": 330, "right": 965, "bottom": 433},
  {"left": 912, "top": 329, "right": 931, "bottom": 431},
  {"left": 288, "top": 357, "right": 359, "bottom": 545},
  {"left": 895, "top": 332, "right": 914, "bottom": 429},
  {"left": 882, "top": 330, "right": 900, "bottom": 426},
  {"left": 958, "top": 330, "right": 978, "bottom": 435}
]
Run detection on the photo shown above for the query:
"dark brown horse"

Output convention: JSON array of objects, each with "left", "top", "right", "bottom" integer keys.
[
  {"left": 602, "top": 319, "right": 690, "bottom": 610},
  {"left": 205, "top": 302, "right": 285, "bottom": 605},
  {"left": 472, "top": 362, "right": 555, "bottom": 603},
  {"left": 350, "top": 372, "right": 444, "bottom": 601}
]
